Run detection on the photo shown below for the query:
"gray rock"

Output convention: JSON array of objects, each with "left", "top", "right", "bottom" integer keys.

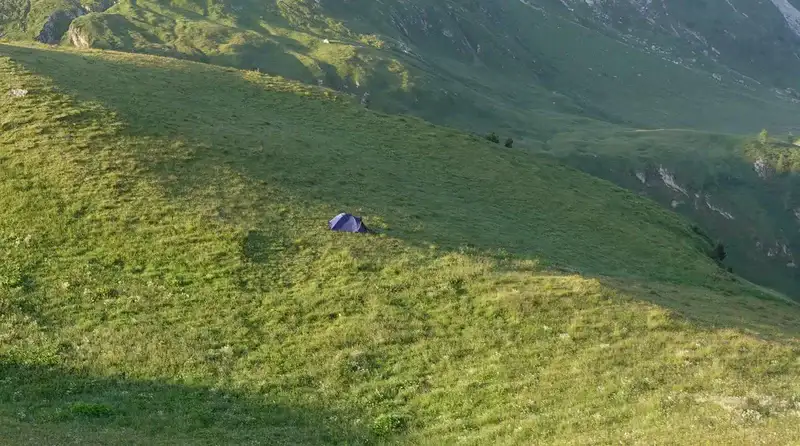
[
  {"left": 68, "top": 23, "right": 91, "bottom": 48},
  {"left": 36, "top": 8, "right": 85, "bottom": 44},
  {"left": 35, "top": 0, "right": 116, "bottom": 44},
  {"left": 82, "top": 0, "right": 116, "bottom": 12}
]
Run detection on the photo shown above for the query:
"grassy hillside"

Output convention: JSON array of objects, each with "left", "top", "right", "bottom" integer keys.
[
  {"left": 6, "top": 0, "right": 800, "bottom": 136},
  {"left": 6, "top": 0, "right": 800, "bottom": 295},
  {"left": 545, "top": 128, "right": 800, "bottom": 296},
  {"left": 1, "top": 43, "right": 800, "bottom": 444}
]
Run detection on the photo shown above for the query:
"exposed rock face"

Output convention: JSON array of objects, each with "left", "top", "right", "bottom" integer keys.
[
  {"left": 658, "top": 165, "right": 688, "bottom": 196},
  {"left": 82, "top": 0, "right": 116, "bottom": 12},
  {"left": 35, "top": 0, "right": 116, "bottom": 44},
  {"left": 36, "top": 7, "right": 85, "bottom": 44},
  {"left": 67, "top": 22, "right": 90, "bottom": 48},
  {"left": 704, "top": 194, "right": 735, "bottom": 220},
  {"left": 754, "top": 158, "right": 772, "bottom": 179},
  {"left": 770, "top": 0, "right": 800, "bottom": 38}
]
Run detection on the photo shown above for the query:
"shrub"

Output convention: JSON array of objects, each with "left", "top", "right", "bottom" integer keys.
[
  {"left": 69, "top": 402, "right": 114, "bottom": 418},
  {"left": 758, "top": 129, "right": 769, "bottom": 144},
  {"left": 690, "top": 224, "right": 712, "bottom": 244},
  {"left": 504, "top": 137, "right": 514, "bottom": 148},
  {"left": 709, "top": 242, "right": 727, "bottom": 263},
  {"left": 359, "top": 34, "right": 386, "bottom": 49},
  {"left": 485, "top": 132, "right": 499, "bottom": 144},
  {"left": 372, "top": 413, "right": 408, "bottom": 436}
]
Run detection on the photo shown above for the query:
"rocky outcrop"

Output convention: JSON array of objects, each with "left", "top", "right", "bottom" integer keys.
[
  {"left": 82, "top": 0, "right": 116, "bottom": 12},
  {"left": 770, "top": 0, "right": 800, "bottom": 38},
  {"left": 67, "top": 22, "right": 91, "bottom": 48},
  {"left": 753, "top": 158, "right": 772, "bottom": 179},
  {"left": 34, "top": 0, "right": 116, "bottom": 44},
  {"left": 658, "top": 165, "right": 688, "bottom": 196},
  {"left": 36, "top": 7, "right": 85, "bottom": 44}
]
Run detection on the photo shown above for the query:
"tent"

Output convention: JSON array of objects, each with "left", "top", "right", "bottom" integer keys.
[{"left": 328, "top": 213, "right": 369, "bottom": 233}]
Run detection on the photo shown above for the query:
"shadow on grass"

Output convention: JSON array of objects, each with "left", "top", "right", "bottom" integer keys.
[
  {"left": 603, "top": 277, "right": 800, "bottom": 343},
  {"left": 0, "top": 44, "right": 709, "bottom": 268},
  {"left": 0, "top": 361, "right": 375, "bottom": 445},
  {"left": 552, "top": 137, "right": 800, "bottom": 300},
  {"left": 3, "top": 44, "right": 800, "bottom": 342}
]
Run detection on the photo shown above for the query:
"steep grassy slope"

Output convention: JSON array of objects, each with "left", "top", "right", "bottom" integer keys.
[
  {"left": 558, "top": 0, "right": 800, "bottom": 90},
  {"left": 6, "top": 1, "right": 800, "bottom": 295},
  {"left": 6, "top": 0, "right": 800, "bottom": 135},
  {"left": 1, "top": 43, "right": 800, "bottom": 444},
  {"left": 544, "top": 128, "right": 800, "bottom": 297}
]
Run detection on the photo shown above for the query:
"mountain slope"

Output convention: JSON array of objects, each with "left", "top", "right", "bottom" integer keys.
[
  {"left": 5, "top": 0, "right": 800, "bottom": 134},
  {"left": 557, "top": 0, "right": 800, "bottom": 90},
  {"left": 1, "top": 43, "right": 800, "bottom": 444},
  {"left": 7, "top": 1, "right": 800, "bottom": 294},
  {"left": 5, "top": 0, "right": 800, "bottom": 297},
  {"left": 544, "top": 128, "right": 800, "bottom": 297}
]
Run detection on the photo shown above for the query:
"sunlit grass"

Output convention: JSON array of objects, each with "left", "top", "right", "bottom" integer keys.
[{"left": 0, "top": 44, "right": 799, "bottom": 445}]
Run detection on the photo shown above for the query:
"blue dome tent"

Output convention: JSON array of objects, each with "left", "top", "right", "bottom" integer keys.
[{"left": 328, "top": 212, "right": 369, "bottom": 233}]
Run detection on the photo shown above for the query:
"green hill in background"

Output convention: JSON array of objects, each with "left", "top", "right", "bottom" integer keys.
[{"left": 4, "top": 0, "right": 800, "bottom": 443}]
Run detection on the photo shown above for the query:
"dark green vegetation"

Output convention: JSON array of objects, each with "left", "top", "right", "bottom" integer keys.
[
  {"left": 546, "top": 128, "right": 800, "bottom": 297},
  {"left": 2, "top": 43, "right": 800, "bottom": 444}
]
